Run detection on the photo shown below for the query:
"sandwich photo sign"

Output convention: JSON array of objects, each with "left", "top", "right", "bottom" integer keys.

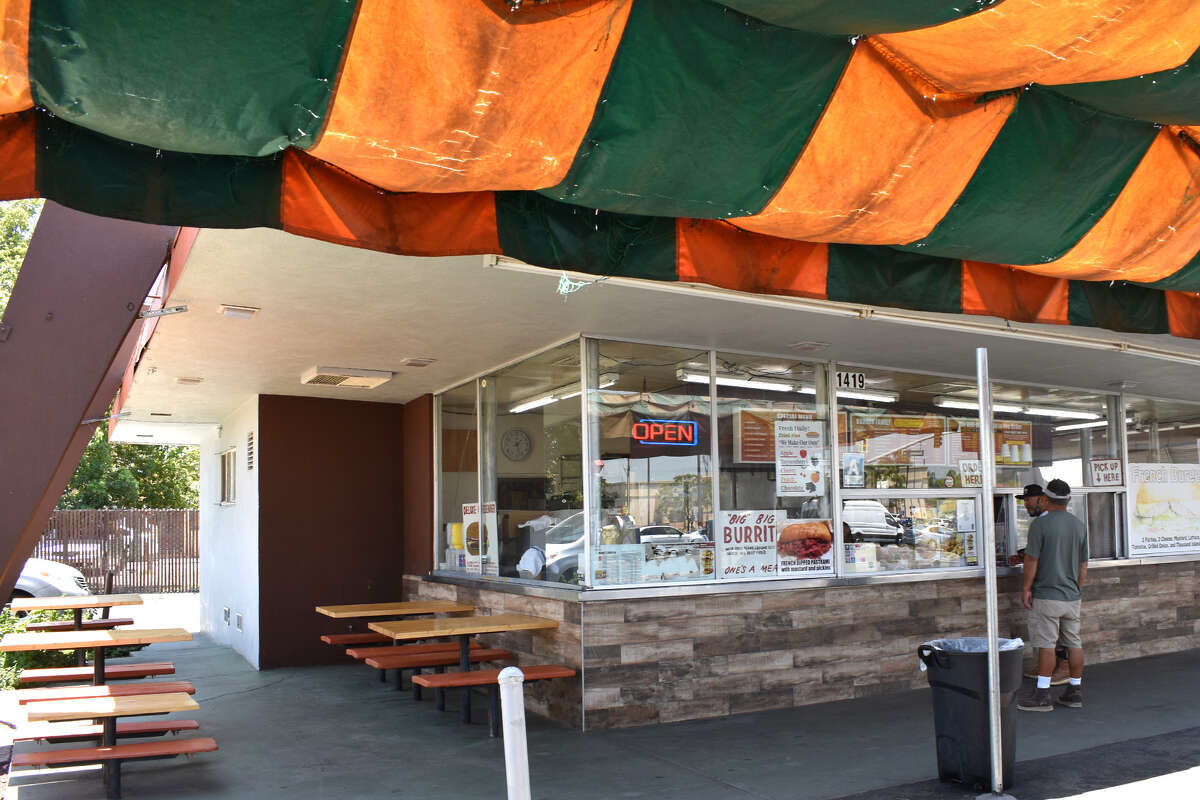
[
  {"left": 1129, "top": 463, "right": 1200, "bottom": 556},
  {"left": 718, "top": 510, "right": 834, "bottom": 578}
]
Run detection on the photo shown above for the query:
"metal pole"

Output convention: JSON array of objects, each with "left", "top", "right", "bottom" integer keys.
[
  {"left": 975, "top": 348, "right": 1007, "bottom": 797},
  {"left": 498, "top": 667, "right": 532, "bottom": 800}
]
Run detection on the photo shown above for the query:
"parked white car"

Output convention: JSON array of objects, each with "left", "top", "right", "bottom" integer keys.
[{"left": 10, "top": 558, "right": 91, "bottom": 602}]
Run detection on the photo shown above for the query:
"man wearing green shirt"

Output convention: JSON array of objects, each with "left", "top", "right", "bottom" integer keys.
[{"left": 1017, "top": 478, "right": 1088, "bottom": 712}]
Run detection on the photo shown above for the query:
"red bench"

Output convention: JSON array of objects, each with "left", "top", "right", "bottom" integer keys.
[
  {"left": 12, "top": 735, "right": 218, "bottom": 767},
  {"left": 319, "top": 632, "right": 391, "bottom": 646},
  {"left": 16, "top": 719, "right": 200, "bottom": 743},
  {"left": 413, "top": 665, "right": 577, "bottom": 736},
  {"left": 364, "top": 648, "right": 511, "bottom": 704},
  {"left": 19, "top": 661, "right": 175, "bottom": 685},
  {"left": 343, "top": 640, "right": 479, "bottom": 660},
  {"left": 15, "top": 680, "right": 195, "bottom": 704},
  {"left": 25, "top": 618, "right": 135, "bottom": 632}
]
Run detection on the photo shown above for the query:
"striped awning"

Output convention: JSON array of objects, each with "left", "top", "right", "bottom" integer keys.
[{"left": 3, "top": 1, "right": 1200, "bottom": 337}]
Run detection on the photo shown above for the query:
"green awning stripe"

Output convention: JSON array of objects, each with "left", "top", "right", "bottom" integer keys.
[
  {"left": 899, "top": 88, "right": 1158, "bottom": 265},
  {"left": 1051, "top": 49, "right": 1200, "bottom": 126},
  {"left": 826, "top": 245, "right": 962, "bottom": 314},
  {"left": 717, "top": 0, "right": 991, "bottom": 35},
  {"left": 34, "top": 112, "right": 282, "bottom": 229},
  {"left": 1068, "top": 281, "right": 1170, "bottom": 334},
  {"left": 494, "top": 192, "right": 677, "bottom": 281},
  {"left": 541, "top": 0, "right": 850, "bottom": 219},
  {"left": 28, "top": 1, "right": 357, "bottom": 157}
]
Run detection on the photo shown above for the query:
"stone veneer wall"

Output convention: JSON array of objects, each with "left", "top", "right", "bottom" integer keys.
[
  {"left": 408, "top": 559, "right": 1199, "bottom": 731},
  {"left": 402, "top": 576, "right": 583, "bottom": 727}
]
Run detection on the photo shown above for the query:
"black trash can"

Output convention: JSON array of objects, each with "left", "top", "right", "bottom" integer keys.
[{"left": 917, "top": 638, "right": 1023, "bottom": 791}]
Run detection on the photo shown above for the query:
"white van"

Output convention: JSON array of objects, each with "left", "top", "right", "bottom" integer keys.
[{"left": 842, "top": 500, "right": 904, "bottom": 545}]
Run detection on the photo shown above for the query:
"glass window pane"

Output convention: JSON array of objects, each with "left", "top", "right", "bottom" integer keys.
[
  {"left": 842, "top": 496, "right": 979, "bottom": 573},
  {"left": 438, "top": 381, "right": 477, "bottom": 573},
  {"left": 587, "top": 341, "right": 714, "bottom": 586},
  {"left": 714, "top": 353, "right": 832, "bottom": 580},
  {"left": 1013, "top": 494, "right": 1086, "bottom": 553},
  {"left": 1125, "top": 396, "right": 1200, "bottom": 556},
  {"left": 1087, "top": 492, "right": 1116, "bottom": 559}
]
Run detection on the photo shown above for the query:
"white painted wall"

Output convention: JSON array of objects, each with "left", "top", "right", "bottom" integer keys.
[{"left": 198, "top": 396, "right": 260, "bottom": 668}]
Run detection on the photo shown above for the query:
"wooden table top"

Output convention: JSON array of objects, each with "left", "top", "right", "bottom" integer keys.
[
  {"left": 369, "top": 613, "right": 558, "bottom": 641},
  {"left": 9, "top": 593, "right": 143, "bottom": 612},
  {"left": 0, "top": 628, "right": 192, "bottom": 652},
  {"left": 24, "top": 692, "right": 199, "bottom": 722},
  {"left": 315, "top": 600, "right": 474, "bottom": 618}
]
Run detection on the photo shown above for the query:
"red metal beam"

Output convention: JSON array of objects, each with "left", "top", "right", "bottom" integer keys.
[{"left": 0, "top": 202, "right": 175, "bottom": 599}]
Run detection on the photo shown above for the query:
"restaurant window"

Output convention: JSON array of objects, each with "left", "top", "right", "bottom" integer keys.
[
  {"left": 479, "top": 340, "right": 584, "bottom": 584},
  {"left": 1125, "top": 396, "right": 1200, "bottom": 557},
  {"left": 713, "top": 353, "right": 833, "bottom": 581},
  {"left": 586, "top": 340, "right": 714, "bottom": 586},
  {"left": 438, "top": 381, "right": 478, "bottom": 573},
  {"left": 219, "top": 448, "right": 236, "bottom": 505}
]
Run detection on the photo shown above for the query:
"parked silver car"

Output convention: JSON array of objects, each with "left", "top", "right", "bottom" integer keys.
[{"left": 10, "top": 557, "right": 91, "bottom": 602}]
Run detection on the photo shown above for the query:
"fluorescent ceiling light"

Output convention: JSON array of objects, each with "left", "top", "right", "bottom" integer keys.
[
  {"left": 933, "top": 396, "right": 1023, "bottom": 413},
  {"left": 677, "top": 369, "right": 797, "bottom": 392},
  {"left": 511, "top": 373, "right": 619, "bottom": 412},
  {"left": 836, "top": 389, "right": 899, "bottom": 403},
  {"left": 509, "top": 395, "right": 558, "bottom": 414},
  {"left": 217, "top": 303, "right": 259, "bottom": 319},
  {"left": 1053, "top": 419, "right": 1130, "bottom": 432},
  {"left": 1023, "top": 406, "right": 1101, "bottom": 420}
]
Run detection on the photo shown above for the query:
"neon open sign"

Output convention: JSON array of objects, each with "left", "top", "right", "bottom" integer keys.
[{"left": 632, "top": 419, "right": 698, "bottom": 446}]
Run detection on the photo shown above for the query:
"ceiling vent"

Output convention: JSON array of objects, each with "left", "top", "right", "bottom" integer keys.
[
  {"left": 398, "top": 357, "right": 437, "bottom": 368},
  {"left": 300, "top": 366, "right": 393, "bottom": 389}
]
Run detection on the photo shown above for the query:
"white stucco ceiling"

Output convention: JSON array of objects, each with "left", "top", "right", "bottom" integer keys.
[{"left": 112, "top": 227, "right": 1200, "bottom": 444}]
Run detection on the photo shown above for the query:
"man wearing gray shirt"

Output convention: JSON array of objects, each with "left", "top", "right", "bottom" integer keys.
[{"left": 1017, "top": 478, "right": 1088, "bottom": 712}]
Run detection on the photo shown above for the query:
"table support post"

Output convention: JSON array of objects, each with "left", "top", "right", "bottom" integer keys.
[
  {"left": 459, "top": 636, "right": 471, "bottom": 724},
  {"left": 102, "top": 717, "right": 121, "bottom": 798},
  {"left": 74, "top": 608, "right": 86, "bottom": 666},
  {"left": 93, "top": 645, "right": 106, "bottom": 686}
]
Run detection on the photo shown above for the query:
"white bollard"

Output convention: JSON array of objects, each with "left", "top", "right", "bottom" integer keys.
[{"left": 498, "top": 666, "right": 531, "bottom": 800}]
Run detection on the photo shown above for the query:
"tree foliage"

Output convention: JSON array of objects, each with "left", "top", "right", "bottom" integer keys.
[
  {"left": 59, "top": 420, "right": 199, "bottom": 509},
  {"left": 0, "top": 199, "right": 43, "bottom": 319}
]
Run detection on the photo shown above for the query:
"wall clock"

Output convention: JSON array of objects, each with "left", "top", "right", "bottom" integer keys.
[{"left": 501, "top": 427, "right": 533, "bottom": 462}]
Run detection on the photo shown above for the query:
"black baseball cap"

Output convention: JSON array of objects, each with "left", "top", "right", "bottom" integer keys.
[
  {"left": 1045, "top": 479, "right": 1071, "bottom": 501},
  {"left": 1016, "top": 483, "right": 1044, "bottom": 500}
]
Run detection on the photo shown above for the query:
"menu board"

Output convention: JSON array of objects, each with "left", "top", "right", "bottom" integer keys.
[
  {"left": 952, "top": 418, "right": 1033, "bottom": 467},
  {"left": 733, "top": 408, "right": 815, "bottom": 463},
  {"left": 850, "top": 414, "right": 947, "bottom": 465},
  {"left": 775, "top": 419, "right": 825, "bottom": 497},
  {"left": 1129, "top": 463, "right": 1200, "bottom": 556},
  {"left": 593, "top": 545, "right": 646, "bottom": 585},
  {"left": 717, "top": 510, "right": 833, "bottom": 579}
]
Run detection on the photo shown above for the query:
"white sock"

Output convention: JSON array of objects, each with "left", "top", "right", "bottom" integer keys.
[
  {"left": 1069, "top": 677, "right": 1081, "bottom": 686},
  {"left": 1037, "top": 675, "right": 1051, "bottom": 689}
]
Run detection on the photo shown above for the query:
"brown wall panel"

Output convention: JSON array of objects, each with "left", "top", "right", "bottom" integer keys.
[
  {"left": 402, "top": 394, "right": 435, "bottom": 576},
  {"left": 257, "top": 395, "right": 406, "bottom": 668}
]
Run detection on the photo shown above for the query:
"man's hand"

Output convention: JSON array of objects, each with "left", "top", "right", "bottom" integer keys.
[{"left": 1023, "top": 589, "right": 1033, "bottom": 610}]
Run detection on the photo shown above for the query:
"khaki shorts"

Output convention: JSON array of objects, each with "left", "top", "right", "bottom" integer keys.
[{"left": 1028, "top": 598, "right": 1082, "bottom": 650}]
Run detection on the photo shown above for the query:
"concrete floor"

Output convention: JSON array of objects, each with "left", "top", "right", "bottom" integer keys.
[{"left": 5, "top": 635, "right": 1199, "bottom": 800}]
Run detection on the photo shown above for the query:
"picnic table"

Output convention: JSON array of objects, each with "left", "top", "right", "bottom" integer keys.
[
  {"left": 23, "top": 691, "right": 203, "bottom": 798},
  {"left": 10, "top": 594, "right": 144, "bottom": 664},
  {"left": 369, "top": 613, "right": 558, "bottom": 722},
  {"left": 314, "top": 600, "right": 473, "bottom": 618},
  {"left": 0, "top": 628, "right": 192, "bottom": 685}
]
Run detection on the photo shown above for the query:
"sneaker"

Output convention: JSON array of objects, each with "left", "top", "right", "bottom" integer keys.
[
  {"left": 1056, "top": 685, "right": 1083, "bottom": 708},
  {"left": 1017, "top": 687, "right": 1054, "bottom": 712}
]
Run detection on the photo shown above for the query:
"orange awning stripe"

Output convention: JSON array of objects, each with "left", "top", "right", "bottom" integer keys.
[
  {"left": 0, "top": 110, "right": 36, "bottom": 199},
  {"left": 1166, "top": 291, "right": 1200, "bottom": 338},
  {"left": 0, "top": 0, "right": 30, "bottom": 114},
  {"left": 280, "top": 151, "right": 500, "bottom": 257},
  {"left": 308, "top": 0, "right": 632, "bottom": 193},
  {"left": 733, "top": 42, "right": 1016, "bottom": 245},
  {"left": 961, "top": 261, "right": 1069, "bottom": 325},
  {"left": 876, "top": 0, "right": 1200, "bottom": 92},
  {"left": 1003, "top": 129, "right": 1200, "bottom": 283},
  {"left": 676, "top": 219, "right": 828, "bottom": 299}
]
